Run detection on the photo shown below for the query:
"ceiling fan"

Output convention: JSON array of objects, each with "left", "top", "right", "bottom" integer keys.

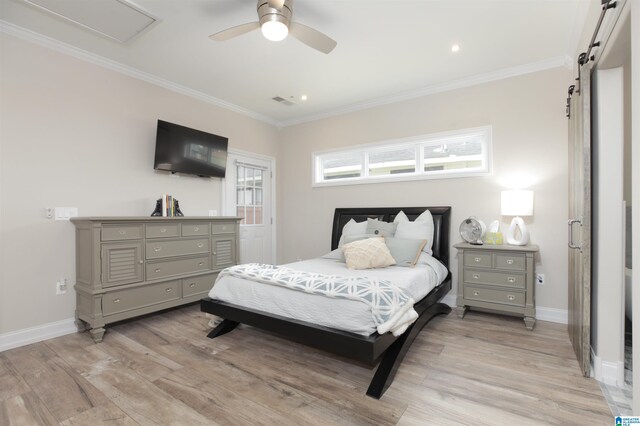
[{"left": 209, "top": 0, "right": 337, "bottom": 54}]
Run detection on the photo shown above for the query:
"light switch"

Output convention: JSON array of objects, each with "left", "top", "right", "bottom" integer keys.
[{"left": 54, "top": 207, "right": 78, "bottom": 221}]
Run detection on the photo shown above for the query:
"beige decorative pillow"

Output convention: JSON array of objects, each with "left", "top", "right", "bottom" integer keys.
[{"left": 341, "top": 237, "right": 396, "bottom": 270}]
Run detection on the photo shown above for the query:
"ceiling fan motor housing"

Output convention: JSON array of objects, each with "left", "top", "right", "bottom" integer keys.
[{"left": 258, "top": 0, "right": 292, "bottom": 28}]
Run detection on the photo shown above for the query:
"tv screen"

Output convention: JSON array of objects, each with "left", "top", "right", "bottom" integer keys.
[{"left": 154, "top": 120, "right": 228, "bottom": 178}]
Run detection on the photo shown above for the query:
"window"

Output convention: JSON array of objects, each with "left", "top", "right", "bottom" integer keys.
[
  {"left": 313, "top": 126, "right": 491, "bottom": 186},
  {"left": 236, "top": 164, "right": 264, "bottom": 225}
]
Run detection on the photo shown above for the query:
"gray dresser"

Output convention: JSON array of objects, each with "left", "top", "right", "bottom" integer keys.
[
  {"left": 71, "top": 216, "right": 241, "bottom": 342},
  {"left": 454, "top": 243, "right": 539, "bottom": 330}
]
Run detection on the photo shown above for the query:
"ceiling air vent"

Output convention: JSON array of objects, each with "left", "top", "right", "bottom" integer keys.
[{"left": 272, "top": 96, "right": 297, "bottom": 106}]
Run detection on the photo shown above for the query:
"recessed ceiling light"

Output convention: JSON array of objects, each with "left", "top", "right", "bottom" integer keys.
[
  {"left": 301, "top": 95, "right": 308, "bottom": 101},
  {"left": 451, "top": 44, "right": 461, "bottom": 53}
]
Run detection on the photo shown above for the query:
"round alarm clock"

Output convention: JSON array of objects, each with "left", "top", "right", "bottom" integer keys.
[{"left": 459, "top": 216, "right": 486, "bottom": 245}]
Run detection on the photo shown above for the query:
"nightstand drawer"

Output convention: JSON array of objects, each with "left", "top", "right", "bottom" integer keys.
[
  {"left": 212, "top": 222, "right": 235, "bottom": 234},
  {"left": 495, "top": 253, "right": 526, "bottom": 271},
  {"left": 463, "top": 252, "right": 492, "bottom": 268},
  {"left": 464, "top": 285, "right": 525, "bottom": 307},
  {"left": 463, "top": 270, "right": 525, "bottom": 288}
]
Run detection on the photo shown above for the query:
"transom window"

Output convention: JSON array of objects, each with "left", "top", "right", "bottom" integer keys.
[{"left": 313, "top": 126, "right": 491, "bottom": 186}]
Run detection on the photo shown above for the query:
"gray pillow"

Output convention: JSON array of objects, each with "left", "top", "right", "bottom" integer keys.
[
  {"left": 366, "top": 218, "right": 397, "bottom": 237},
  {"left": 384, "top": 237, "right": 427, "bottom": 267}
]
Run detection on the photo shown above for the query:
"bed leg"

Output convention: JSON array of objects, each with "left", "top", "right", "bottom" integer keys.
[
  {"left": 206, "top": 319, "right": 239, "bottom": 338},
  {"left": 366, "top": 302, "right": 451, "bottom": 399}
]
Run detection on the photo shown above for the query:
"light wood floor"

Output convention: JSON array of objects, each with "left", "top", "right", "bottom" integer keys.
[{"left": 1, "top": 305, "right": 612, "bottom": 425}]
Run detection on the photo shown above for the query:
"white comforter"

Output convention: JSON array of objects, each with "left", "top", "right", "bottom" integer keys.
[{"left": 209, "top": 253, "right": 448, "bottom": 336}]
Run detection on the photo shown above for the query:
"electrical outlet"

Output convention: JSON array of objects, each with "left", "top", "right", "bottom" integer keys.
[
  {"left": 535, "top": 273, "right": 545, "bottom": 286},
  {"left": 45, "top": 207, "right": 54, "bottom": 219},
  {"left": 56, "top": 278, "right": 68, "bottom": 295}
]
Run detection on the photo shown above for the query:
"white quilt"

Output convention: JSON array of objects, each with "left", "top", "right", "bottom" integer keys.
[{"left": 209, "top": 254, "right": 448, "bottom": 336}]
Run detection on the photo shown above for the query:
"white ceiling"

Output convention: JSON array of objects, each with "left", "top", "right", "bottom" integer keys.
[{"left": 0, "top": 0, "right": 589, "bottom": 126}]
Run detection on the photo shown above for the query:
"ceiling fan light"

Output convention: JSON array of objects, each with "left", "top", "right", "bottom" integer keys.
[{"left": 261, "top": 21, "right": 288, "bottom": 41}]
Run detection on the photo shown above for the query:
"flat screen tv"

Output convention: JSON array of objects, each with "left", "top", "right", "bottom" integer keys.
[{"left": 154, "top": 120, "right": 228, "bottom": 178}]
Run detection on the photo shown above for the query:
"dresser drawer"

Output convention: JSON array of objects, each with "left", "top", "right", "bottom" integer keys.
[
  {"left": 495, "top": 253, "right": 526, "bottom": 271},
  {"left": 146, "top": 256, "right": 211, "bottom": 280},
  {"left": 102, "top": 224, "right": 143, "bottom": 241},
  {"left": 464, "top": 285, "right": 525, "bottom": 307},
  {"left": 212, "top": 222, "right": 235, "bottom": 234},
  {"left": 146, "top": 223, "right": 180, "bottom": 239},
  {"left": 102, "top": 280, "right": 180, "bottom": 316},
  {"left": 463, "top": 270, "right": 525, "bottom": 289},
  {"left": 182, "top": 223, "right": 210, "bottom": 237},
  {"left": 146, "top": 238, "right": 210, "bottom": 260},
  {"left": 182, "top": 273, "right": 218, "bottom": 297},
  {"left": 463, "top": 252, "right": 492, "bottom": 268}
]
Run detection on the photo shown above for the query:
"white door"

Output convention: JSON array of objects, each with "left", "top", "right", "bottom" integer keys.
[{"left": 224, "top": 152, "right": 274, "bottom": 264}]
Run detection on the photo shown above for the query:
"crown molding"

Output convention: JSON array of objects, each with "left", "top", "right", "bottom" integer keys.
[
  {"left": 280, "top": 55, "right": 572, "bottom": 127},
  {"left": 2, "top": 20, "right": 573, "bottom": 130},
  {"left": 0, "top": 20, "right": 281, "bottom": 127}
]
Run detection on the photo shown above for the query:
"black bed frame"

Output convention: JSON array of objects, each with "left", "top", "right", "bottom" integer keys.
[{"left": 201, "top": 206, "right": 452, "bottom": 398}]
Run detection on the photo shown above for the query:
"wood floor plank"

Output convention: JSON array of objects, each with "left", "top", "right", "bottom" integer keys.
[
  {"left": 58, "top": 403, "right": 138, "bottom": 426},
  {"left": 3, "top": 343, "right": 109, "bottom": 422},
  {"left": 0, "top": 353, "right": 31, "bottom": 402},
  {"left": 1, "top": 304, "right": 613, "bottom": 425},
  {"left": 0, "top": 391, "right": 58, "bottom": 426}
]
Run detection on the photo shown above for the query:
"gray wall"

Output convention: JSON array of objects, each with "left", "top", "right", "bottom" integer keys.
[
  {"left": 0, "top": 34, "right": 281, "bottom": 334},
  {"left": 278, "top": 67, "right": 572, "bottom": 312}
]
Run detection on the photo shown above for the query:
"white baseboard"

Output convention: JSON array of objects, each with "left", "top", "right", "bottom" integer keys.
[
  {"left": 592, "top": 347, "right": 625, "bottom": 386},
  {"left": 0, "top": 318, "right": 78, "bottom": 352},
  {"left": 535, "top": 306, "right": 568, "bottom": 324}
]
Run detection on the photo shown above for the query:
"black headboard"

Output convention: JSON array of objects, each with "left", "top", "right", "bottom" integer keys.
[{"left": 331, "top": 207, "right": 451, "bottom": 270}]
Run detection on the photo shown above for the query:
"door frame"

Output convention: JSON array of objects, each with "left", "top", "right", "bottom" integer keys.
[{"left": 222, "top": 148, "right": 277, "bottom": 265}]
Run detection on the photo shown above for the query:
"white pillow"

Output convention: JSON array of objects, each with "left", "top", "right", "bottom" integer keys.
[
  {"left": 393, "top": 209, "right": 435, "bottom": 255},
  {"left": 341, "top": 237, "right": 396, "bottom": 270},
  {"left": 338, "top": 219, "right": 368, "bottom": 247}
]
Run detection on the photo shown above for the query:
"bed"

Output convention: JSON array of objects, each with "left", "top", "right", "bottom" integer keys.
[{"left": 200, "top": 206, "right": 452, "bottom": 398}]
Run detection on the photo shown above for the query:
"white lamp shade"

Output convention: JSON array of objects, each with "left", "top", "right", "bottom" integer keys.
[{"left": 501, "top": 190, "right": 534, "bottom": 216}]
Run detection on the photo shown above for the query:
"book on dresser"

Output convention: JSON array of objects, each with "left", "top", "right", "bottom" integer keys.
[{"left": 71, "top": 216, "right": 242, "bottom": 342}]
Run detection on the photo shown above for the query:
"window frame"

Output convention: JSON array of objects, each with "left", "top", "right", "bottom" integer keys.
[{"left": 312, "top": 126, "right": 492, "bottom": 187}]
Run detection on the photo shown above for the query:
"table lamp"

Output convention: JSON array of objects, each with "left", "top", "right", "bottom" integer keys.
[{"left": 501, "top": 190, "right": 533, "bottom": 246}]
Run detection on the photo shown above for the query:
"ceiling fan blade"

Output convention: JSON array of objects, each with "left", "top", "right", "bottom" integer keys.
[
  {"left": 289, "top": 22, "right": 337, "bottom": 54},
  {"left": 209, "top": 22, "right": 260, "bottom": 41},
  {"left": 267, "top": 0, "right": 285, "bottom": 10}
]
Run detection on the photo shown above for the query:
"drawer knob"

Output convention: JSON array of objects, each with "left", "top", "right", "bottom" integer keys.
[
  {"left": 222, "top": 226, "right": 227, "bottom": 230},
  {"left": 474, "top": 257, "right": 481, "bottom": 262},
  {"left": 507, "top": 295, "right": 515, "bottom": 301},
  {"left": 473, "top": 291, "right": 480, "bottom": 296},
  {"left": 139, "top": 260, "right": 143, "bottom": 264},
  {"left": 166, "top": 288, "right": 172, "bottom": 292},
  {"left": 160, "top": 228, "right": 166, "bottom": 233},
  {"left": 154, "top": 247, "right": 161, "bottom": 252},
  {"left": 472, "top": 273, "right": 479, "bottom": 279},
  {"left": 197, "top": 243, "right": 204, "bottom": 248},
  {"left": 189, "top": 283, "right": 196, "bottom": 288},
  {"left": 119, "top": 230, "right": 126, "bottom": 235},
  {"left": 194, "top": 227, "right": 199, "bottom": 231},
  {"left": 507, "top": 259, "right": 514, "bottom": 265},
  {"left": 113, "top": 298, "right": 121, "bottom": 303},
  {"left": 155, "top": 268, "right": 161, "bottom": 273},
  {"left": 213, "top": 252, "right": 217, "bottom": 255},
  {"left": 508, "top": 277, "right": 516, "bottom": 283},
  {"left": 198, "top": 262, "right": 204, "bottom": 266}
]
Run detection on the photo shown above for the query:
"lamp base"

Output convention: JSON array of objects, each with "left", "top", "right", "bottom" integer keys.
[{"left": 506, "top": 216, "right": 529, "bottom": 246}]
